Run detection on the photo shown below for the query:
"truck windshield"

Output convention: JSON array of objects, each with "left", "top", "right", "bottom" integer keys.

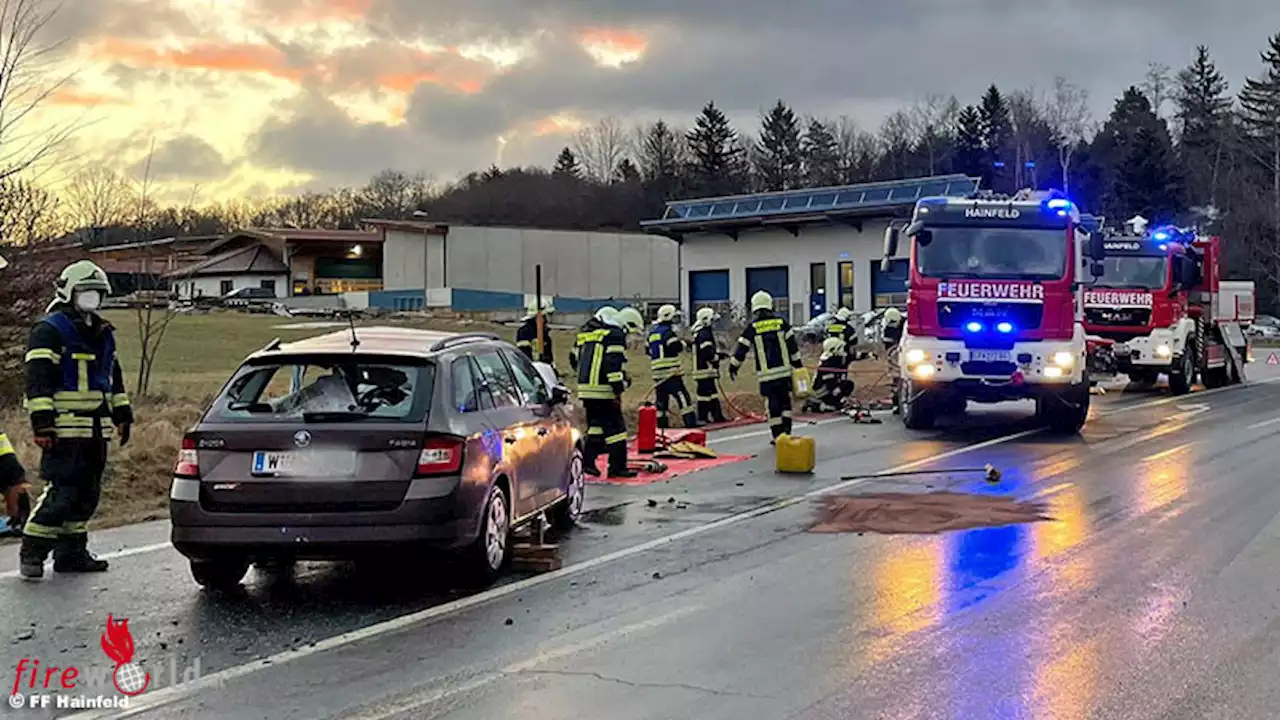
[
  {"left": 915, "top": 227, "right": 1068, "bottom": 280},
  {"left": 1090, "top": 256, "right": 1168, "bottom": 289}
]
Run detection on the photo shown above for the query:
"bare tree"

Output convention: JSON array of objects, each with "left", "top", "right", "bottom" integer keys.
[
  {"left": 1142, "top": 62, "right": 1173, "bottom": 121},
  {"left": 572, "top": 115, "right": 628, "bottom": 183},
  {"left": 128, "top": 140, "right": 179, "bottom": 397},
  {"left": 833, "top": 116, "right": 880, "bottom": 183},
  {"left": 908, "top": 95, "right": 960, "bottom": 174},
  {"left": 0, "top": 175, "right": 60, "bottom": 244},
  {"left": 1042, "top": 77, "right": 1091, "bottom": 193},
  {"left": 0, "top": 0, "right": 84, "bottom": 181},
  {"left": 62, "top": 165, "right": 135, "bottom": 229},
  {"left": 361, "top": 169, "right": 434, "bottom": 219}
]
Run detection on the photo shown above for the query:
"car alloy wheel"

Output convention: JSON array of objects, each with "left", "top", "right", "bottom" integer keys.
[
  {"left": 485, "top": 491, "right": 509, "bottom": 571},
  {"left": 566, "top": 450, "right": 585, "bottom": 520}
]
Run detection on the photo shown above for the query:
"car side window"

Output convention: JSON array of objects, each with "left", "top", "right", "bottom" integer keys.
[
  {"left": 502, "top": 349, "right": 549, "bottom": 405},
  {"left": 472, "top": 351, "right": 521, "bottom": 409},
  {"left": 451, "top": 357, "right": 485, "bottom": 412}
]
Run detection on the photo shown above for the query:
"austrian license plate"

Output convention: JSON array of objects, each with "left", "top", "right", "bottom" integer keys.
[
  {"left": 251, "top": 451, "right": 356, "bottom": 477},
  {"left": 969, "top": 349, "right": 1011, "bottom": 363}
]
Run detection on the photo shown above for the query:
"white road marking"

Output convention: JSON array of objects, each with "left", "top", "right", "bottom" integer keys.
[
  {"left": 1247, "top": 416, "right": 1280, "bottom": 430},
  {"left": 709, "top": 417, "right": 845, "bottom": 444},
  {"left": 0, "top": 542, "right": 174, "bottom": 580},
  {"left": 1025, "top": 482, "right": 1074, "bottom": 501},
  {"left": 1143, "top": 443, "right": 1193, "bottom": 462}
]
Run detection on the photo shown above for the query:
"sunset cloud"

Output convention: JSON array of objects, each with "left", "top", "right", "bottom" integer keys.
[
  {"left": 50, "top": 89, "right": 130, "bottom": 107},
  {"left": 578, "top": 28, "right": 648, "bottom": 66}
]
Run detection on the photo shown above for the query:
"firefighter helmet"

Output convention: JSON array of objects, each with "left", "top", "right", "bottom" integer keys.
[
  {"left": 821, "top": 337, "right": 844, "bottom": 355},
  {"left": 750, "top": 290, "right": 774, "bottom": 313},
  {"left": 694, "top": 306, "right": 719, "bottom": 327},
  {"left": 656, "top": 304, "right": 679, "bottom": 323},
  {"left": 835, "top": 307, "right": 853, "bottom": 322},
  {"left": 595, "top": 306, "right": 619, "bottom": 325},
  {"left": 615, "top": 307, "right": 644, "bottom": 334},
  {"left": 49, "top": 260, "right": 111, "bottom": 312},
  {"left": 524, "top": 296, "right": 554, "bottom": 317},
  {"left": 883, "top": 307, "right": 903, "bottom": 326}
]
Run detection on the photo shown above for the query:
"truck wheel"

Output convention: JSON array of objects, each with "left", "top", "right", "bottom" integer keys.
[
  {"left": 1168, "top": 350, "right": 1194, "bottom": 396},
  {"left": 1041, "top": 382, "right": 1090, "bottom": 435},
  {"left": 900, "top": 382, "right": 936, "bottom": 430}
]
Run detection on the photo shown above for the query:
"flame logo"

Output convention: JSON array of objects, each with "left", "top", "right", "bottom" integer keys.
[{"left": 100, "top": 615, "right": 150, "bottom": 696}]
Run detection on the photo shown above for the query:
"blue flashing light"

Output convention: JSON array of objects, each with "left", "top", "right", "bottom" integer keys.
[
  {"left": 1046, "top": 198, "right": 1072, "bottom": 210},
  {"left": 996, "top": 321, "right": 1014, "bottom": 333},
  {"left": 965, "top": 321, "right": 984, "bottom": 333},
  {"left": 1158, "top": 243, "right": 1168, "bottom": 251},
  {"left": 1153, "top": 231, "right": 1170, "bottom": 241}
]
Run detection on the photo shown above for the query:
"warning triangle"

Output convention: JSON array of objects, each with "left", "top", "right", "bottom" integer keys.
[{"left": 1268, "top": 353, "right": 1278, "bottom": 366}]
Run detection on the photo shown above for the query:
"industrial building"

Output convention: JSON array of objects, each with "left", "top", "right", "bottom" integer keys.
[
  {"left": 364, "top": 220, "right": 679, "bottom": 313},
  {"left": 641, "top": 174, "right": 980, "bottom": 322}
]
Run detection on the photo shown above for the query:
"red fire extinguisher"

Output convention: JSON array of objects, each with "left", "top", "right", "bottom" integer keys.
[{"left": 637, "top": 403, "right": 658, "bottom": 453}]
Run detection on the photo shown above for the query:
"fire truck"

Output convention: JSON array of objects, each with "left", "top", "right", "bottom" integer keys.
[
  {"left": 881, "top": 190, "right": 1106, "bottom": 433},
  {"left": 1082, "top": 225, "right": 1254, "bottom": 394}
]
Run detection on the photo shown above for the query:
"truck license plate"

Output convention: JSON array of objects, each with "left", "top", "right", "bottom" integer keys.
[
  {"left": 1113, "top": 343, "right": 1130, "bottom": 355},
  {"left": 969, "top": 349, "right": 1011, "bottom": 362},
  {"left": 251, "top": 451, "right": 355, "bottom": 477}
]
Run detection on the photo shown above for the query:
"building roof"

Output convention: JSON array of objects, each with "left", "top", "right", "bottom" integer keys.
[
  {"left": 239, "top": 228, "right": 379, "bottom": 243},
  {"left": 247, "top": 326, "right": 474, "bottom": 360},
  {"left": 641, "top": 174, "right": 981, "bottom": 237},
  {"left": 166, "top": 243, "right": 288, "bottom": 278},
  {"left": 361, "top": 218, "right": 449, "bottom": 233}
]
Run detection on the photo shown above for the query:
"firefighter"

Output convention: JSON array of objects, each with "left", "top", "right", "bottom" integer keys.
[
  {"left": 570, "top": 306, "right": 636, "bottom": 479},
  {"left": 646, "top": 304, "right": 698, "bottom": 429},
  {"left": 19, "top": 260, "right": 133, "bottom": 579},
  {"left": 729, "top": 291, "right": 803, "bottom": 443},
  {"left": 827, "top": 307, "right": 857, "bottom": 345},
  {"left": 515, "top": 297, "right": 555, "bottom": 367},
  {"left": 690, "top": 307, "right": 727, "bottom": 424},
  {"left": 806, "top": 337, "right": 854, "bottom": 413},
  {"left": 882, "top": 307, "right": 905, "bottom": 413}
]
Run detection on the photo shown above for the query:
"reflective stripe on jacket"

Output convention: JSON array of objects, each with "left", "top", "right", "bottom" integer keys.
[
  {"left": 693, "top": 326, "right": 720, "bottom": 380},
  {"left": 730, "top": 312, "right": 803, "bottom": 383},
  {"left": 24, "top": 311, "right": 131, "bottom": 439},
  {"left": 646, "top": 323, "right": 684, "bottom": 382},
  {"left": 572, "top": 319, "right": 627, "bottom": 400}
]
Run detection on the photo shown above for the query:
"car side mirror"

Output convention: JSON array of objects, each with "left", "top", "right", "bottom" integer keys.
[
  {"left": 1090, "top": 261, "right": 1104, "bottom": 278},
  {"left": 1089, "top": 231, "right": 1106, "bottom": 262}
]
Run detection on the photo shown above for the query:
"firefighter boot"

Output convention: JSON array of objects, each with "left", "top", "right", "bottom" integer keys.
[
  {"left": 19, "top": 535, "right": 55, "bottom": 579},
  {"left": 53, "top": 535, "right": 109, "bottom": 573},
  {"left": 607, "top": 444, "right": 638, "bottom": 479},
  {"left": 681, "top": 411, "right": 699, "bottom": 429}
]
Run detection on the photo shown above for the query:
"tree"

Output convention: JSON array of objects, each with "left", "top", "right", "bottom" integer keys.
[
  {"left": 953, "top": 105, "right": 986, "bottom": 178},
  {"left": 128, "top": 141, "right": 181, "bottom": 397},
  {"left": 62, "top": 166, "right": 135, "bottom": 230},
  {"left": 0, "top": 0, "right": 83, "bottom": 181},
  {"left": 1239, "top": 33, "right": 1280, "bottom": 247},
  {"left": 686, "top": 101, "right": 746, "bottom": 196},
  {"left": 572, "top": 116, "right": 627, "bottom": 183},
  {"left": 1092, "top": 87, "right": 1180, "bottom": 221},
  {"left": 833, "top": 117, "right": 880, "bottom": 183},
  {"left": 612, "top": 158, "right": 640, "bottom": 184},
  {"left": 552, "top": 147, "right": 582, "bottom": 179},
  {"left": 635, "top": 120, "right": 683, "bottom": 201},
  {"left": 801, "top": 118, "right": 840, "bottom": 187},
  {"left": 361, "top": 170, "right": 431, "bottom": 219},
  {"left": 1042, "top": 77, "right": 1092, "bottom": 193},
  {"left": 909, "top": 95, "right": 960, "bottom": 175},
  {"left": 1143, "top": 62, "right": 1174, "bottom": 122},
  {"left": 878, "top": 110, "right": 914, "bottom": 180},
  {"left": 979, "top": 85, "right": 1013, "bottom": 191},
  {"left": 753, "top": 100, "right": 803, "bottom": 191},
  {"left": 0, "top": 176, "right": 60, "bottom": 245}
]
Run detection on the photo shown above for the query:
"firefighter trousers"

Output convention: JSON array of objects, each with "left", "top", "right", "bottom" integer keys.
[
  {"left": 761, "top": 377, "right": 794, "bottom": 439},
  {"left": 694, "top": 377, "right": 727, "bottom": 424},
  {"left": 582, "top": 398, "right": 629, "bottom": 473},
  {"left": 21, "top": 438, "right": 107, "bottom": 561},
  {"left": 654, "top": 376, "right": 697, "bottom": 429},
  {"left": 807, "top": 379, "right": 854, "bottom": 412}
]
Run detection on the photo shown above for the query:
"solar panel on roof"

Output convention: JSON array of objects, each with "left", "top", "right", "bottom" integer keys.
[
  {"left": 809, "top": 192, "right": 837, "bottom": 208},
  {"left": 710, "top": 203, "right": 735, "bottom": 217}
]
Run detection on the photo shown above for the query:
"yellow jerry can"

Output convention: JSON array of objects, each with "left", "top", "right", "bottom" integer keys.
[
  {"left": 775, "top": 434, "right": 815, "bottom": 474},
  {"left": 792, "top": 367, "right": 814, "bottom": 399}
]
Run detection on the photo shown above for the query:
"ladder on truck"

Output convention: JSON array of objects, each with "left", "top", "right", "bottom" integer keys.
[{"left": 1217, "top": 321, "right": 1249, "bottom": 383}]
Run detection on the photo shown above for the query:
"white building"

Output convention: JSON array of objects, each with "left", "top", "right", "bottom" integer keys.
[
  {"left": 166, "top": 243, "right": 289, "bottom": 300},
  {"left": 641, "top": 175, "right": 981, "bottom": 323}
]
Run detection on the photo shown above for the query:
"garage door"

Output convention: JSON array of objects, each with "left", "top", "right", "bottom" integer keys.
[
  {"left": 689, "top": 270, "right": 730, "bottom": 326},
  {"left": 870, "top": 259, "right": 908, "bottom": 308},
  {"left": 746, "top": 266, "right": 790, "bottom": 321}
]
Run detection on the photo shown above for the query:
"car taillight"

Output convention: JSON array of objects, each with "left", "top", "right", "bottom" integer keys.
[
  {"left": 415, "top": 436, "right": 464, "bottom": 477},
  {"left": 174, "top": 435, "right": 199, "bottom": 478}
]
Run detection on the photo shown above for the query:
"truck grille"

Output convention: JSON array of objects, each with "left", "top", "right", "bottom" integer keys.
[
  {"left": 1085, "top": 308, "right": 1151, "bottom": 327},
  {"left": 938, "top": 302, "right": 1043, "bottom": 330}
]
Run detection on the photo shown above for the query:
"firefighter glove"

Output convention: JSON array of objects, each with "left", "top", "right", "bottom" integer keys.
[
  {"left": 117, "top": 423, "right": 131, "bottom": 447},
  {"left": 728, "top": 365, "right": 738, "bottom": 381}
]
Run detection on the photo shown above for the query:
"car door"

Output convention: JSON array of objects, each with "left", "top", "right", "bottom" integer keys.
[
  {"left": 502, "top": 348, "right": 571, "bottom": 509},
  {"left": 470, "top": 349, "right": 544, "bottom": 520}
]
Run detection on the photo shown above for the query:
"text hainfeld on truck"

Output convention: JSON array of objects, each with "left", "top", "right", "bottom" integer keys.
[
  {"left": 1082, "top": 222, "right": 1254, "bottom": 394},
  {"left": 880, "top": 189, "right": 1107, "bottom": 434}
]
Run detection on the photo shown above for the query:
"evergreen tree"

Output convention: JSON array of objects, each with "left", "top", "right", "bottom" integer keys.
[
  {"left": 1091, "top": 87, "right": 1181, "bottom": 221},
  {"left": 636, "top": 120, "right": 683, "bottom": 203},
  {"left": 552, "top": 147, "right": 582, "bottom": 179},
  {"left": 1239, "top": 32, "right": 1280, "bottom": 236},
  {"left": 753, "top": 100, "right": 803, "bottom": 190},
  {"left": 801, "top": 119, "right": 840, "bottom": 187},
  {"left": 953, "top": 105, "right": 986, "bottom": 178},
  {"left": 686, "top": 101, "right": 746, "bottom": 196},
  {"left": 979, "top": 85, "right": 1012, "bottom": 191},
  {"left": 613, "top": 158, "right": 641, "bottom": 184},
  {"left": 1175, "top": 46, "right": 1233, "bottom": 208}
]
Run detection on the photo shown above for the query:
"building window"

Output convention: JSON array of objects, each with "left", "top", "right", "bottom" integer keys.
[
  {"left": 871, "top": 259, "right": 909, "bottom": 308},
  {"left": 838, "top": 262, "right": 854, "bottom": 310},
  {"left": 809, "top": 262, "right": 827, "bottom": 319},
  {"left": 219, "top": 279, "right": 234, "bottom": 296},
  {"left": 259, "top": 279, "right": 276, "bottom": 295}
]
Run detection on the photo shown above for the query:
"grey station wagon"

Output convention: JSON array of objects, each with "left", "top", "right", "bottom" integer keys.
[{"left": 169, "top": 326, "right": 586, "bottom": 589}]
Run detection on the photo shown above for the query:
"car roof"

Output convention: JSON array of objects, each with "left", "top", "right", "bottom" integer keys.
[{"left": 245, "top": 325, "right": 504, "bottom": 362}]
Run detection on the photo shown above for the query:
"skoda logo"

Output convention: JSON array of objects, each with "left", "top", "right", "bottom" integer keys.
[{"left": 293, "top": 430, "right": 312, "bottom": 448}]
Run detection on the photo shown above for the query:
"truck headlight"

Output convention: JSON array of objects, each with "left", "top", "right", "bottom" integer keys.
[
  {"left": 1044, "top": 366, "right": 1064, "bottom": 378},
  {"left": 1052, "top": 352, "right": 1074, "bottom": 367},
  {"left": 905, "top": 349, "right": 927, "bottom": 365},
  {"left": 1156, "top": 344, "right": 1172, "bottom": 358},
  {"left": 912, "top": 364, "right": 936, "bottom": 379}
]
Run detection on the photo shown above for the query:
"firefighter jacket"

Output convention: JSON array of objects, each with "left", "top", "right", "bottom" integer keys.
[
  {"left": 515, "top": 317, "right": 554, "bottom": 365},
  {"left": 570, "top": 318, "right": 628, "bottom": 400},
  {"left": 731, "top": 312, "right": 803, "bottom": 383},
  {"left": 692, "top": 326, "right": 720, "bottom": 381},
  {"left": 827, "top": 319, "right": 857, "bottom": 346},
  {"left": 883, "top": 322, "right": 903, "bottom": 349},
  {"left": 24, "top": 310, "right": 133, "bottom": 440},
  {"left": 0, "top": 432, "right": 23, "bottom": 491},
  {"left": 646, "top": 322, "right": 685, "bottom": 383},
  {"left": 815, "top": 352, "right": 850, "bottom": 394}
]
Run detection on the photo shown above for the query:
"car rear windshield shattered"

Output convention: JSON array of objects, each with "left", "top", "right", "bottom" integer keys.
[{"left": 212, "top": 358, "right": 433, "bottom": 423}]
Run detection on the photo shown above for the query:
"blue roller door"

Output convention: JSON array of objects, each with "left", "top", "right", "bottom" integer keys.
[
  {"left": 746, "top": 266, "right": 790, "bottom": 321},
  {"left": 689, "top": 269, "right": 729, "bottom": 304},
  {"left": 870, "top": 259, "right": 908, "bottom": 308}
]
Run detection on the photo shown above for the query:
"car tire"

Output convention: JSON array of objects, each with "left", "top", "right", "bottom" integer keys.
[
  {"left": 548, "top": 446, "right": 586, "bottom": 531},
  {"left": 462, "top": 484, "right": 511, "bottom": 585},
  {"left": 190, "top": 558, "right": 250, "bottom": 590}
]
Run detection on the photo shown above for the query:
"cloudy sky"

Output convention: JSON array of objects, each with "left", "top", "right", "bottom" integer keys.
[{"left": 25, "top": 0, "right": 1280, "bottom": 202}]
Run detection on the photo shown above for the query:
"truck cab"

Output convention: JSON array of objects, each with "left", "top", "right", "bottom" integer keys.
[{"left": 882, "top": 191, "right": 1104, "bottom": 433}]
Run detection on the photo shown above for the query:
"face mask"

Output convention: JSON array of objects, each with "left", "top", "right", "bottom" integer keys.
[{"left": 75, "top": 290, "right": 102, "bottom": 312}]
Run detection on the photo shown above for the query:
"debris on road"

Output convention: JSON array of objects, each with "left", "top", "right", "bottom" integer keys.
[{"left": 808, "top": 492, "right": 1051, "bottom": 535}]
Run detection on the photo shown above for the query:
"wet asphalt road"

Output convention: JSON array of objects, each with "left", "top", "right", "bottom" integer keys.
[{"left": 6, "top": 367, "right": 1280, "bottom": 718}]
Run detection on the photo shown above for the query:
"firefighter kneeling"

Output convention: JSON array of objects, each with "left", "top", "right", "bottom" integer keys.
[
  {"left": 805, "top": 337, "right": 854, "bottom": 413},
  {"left": 691, "top": 307, "right": 727, "bottom": 424},
  {"left": 647, "top": 304, "right": 698, "bottom": 429},
  {"left": 730, "top": 291, "right": 803, "bottom": 443},
  {"left": 569, "top": 306, "right": 641, "bottom": 479},
  {"left": 20, "top": 261, "right": 133, "bottom": 580}
]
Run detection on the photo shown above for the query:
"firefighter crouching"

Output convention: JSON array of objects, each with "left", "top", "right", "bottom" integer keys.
[
  {"left": 729, "top": 291, "right": 803, "bottom": 443},
  {"left": 20, "top": 261, "right": 133, "bottom": 580},
  {"left": 806, "top": 337, "right": 854, "bottom": 413},
  {"left": 881, "top": 307, "right": 905, "bottom": 413},
  {"left": 569, "top": 307, "right": 638, "bottom": 479},
  {"left": 691, "top": 307, "right": 727, "bottom": 424},
  {"left": 515, "top": 297, "right": 555, "bottom": 369},
  {"left": 647, "top": 304, "right": 698, "bottom": 429}
]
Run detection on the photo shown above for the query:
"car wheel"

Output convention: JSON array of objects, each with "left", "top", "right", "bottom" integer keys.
[
  {"left": 190, "top": 558, "right": 250, "bottom": 590},
  {"left": 549, "top": 446, "right": 586, "bottom": 531},
  {"left": 462, "top": 484, "right": 511, "bottom": 585}
]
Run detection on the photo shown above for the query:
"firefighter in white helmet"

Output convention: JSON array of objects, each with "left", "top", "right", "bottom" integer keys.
[
  {"left": 646, "top": 304, "right": 698, "bottom": 429},
  {"left": 881, "top": 307, "right": 905, "bottom": 414},
  {"left": 806, "top": 337, "right": 854, "bottom": 413},
  {"left": 0, "top": 252, "right": 32, "bottom": 538},
  {"left": 20, "top": 260, "right": 133, "bottom": 579},
  {"left": 569, "top": 306, "right": 637, "bottom": 479},
  {"left": 729, "top": 291, "right": 803, "bottom": 442},
  {"left": 515, "top": 296, "right": 555, "bottom": 367},
  {"left": 690, "top": 306, "right": 727, "bottom": 424}
]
